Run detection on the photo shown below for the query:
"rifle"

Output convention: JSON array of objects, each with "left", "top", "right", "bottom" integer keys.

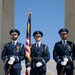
[
  {"left": 60, "top": 66, "right": 65, "bottom": 75},
  {"left": 6, "top": 65, "right": 11, "bottom": 75},
  {"left": 60, "top": 55, "right": 67, "bottom": 75}
]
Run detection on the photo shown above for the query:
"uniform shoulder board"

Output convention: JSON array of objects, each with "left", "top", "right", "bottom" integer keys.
[
  {"left": 20, "top": 43, "right": 23, "bottom": 48},
  {"left": 42, "top": 44, "right": 47, "bottom": 50},
  {"left": 71, "top": 42, "right": 73, "bottom": 47},
  {"left": 42, "top": 44, "right": 47, "bottom": 56}
]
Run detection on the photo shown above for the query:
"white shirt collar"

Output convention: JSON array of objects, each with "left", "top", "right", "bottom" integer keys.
[
  {"left": 12, "top": 40, "right": 17, "bottom": 45},
  {"left": 36, "top": 41, "right": 41, "bottom": 47},
  {"left": 62, "top": 40, "right": 67, "bottom": 44}
]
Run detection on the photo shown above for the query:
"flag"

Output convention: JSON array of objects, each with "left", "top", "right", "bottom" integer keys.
[
  {"left": 25, "top": 12, "right": 32, "bottom": 61},
  {"left": 25, "top": 12, "right": 32, "bottom": 75}
]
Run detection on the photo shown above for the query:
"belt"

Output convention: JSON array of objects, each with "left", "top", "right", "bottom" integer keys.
[
  {"left": 60, "top": 55, "right": 70, "bottom": 59},
  {"left": 32, "top": 57, "right": 43, "bottom": 60}
]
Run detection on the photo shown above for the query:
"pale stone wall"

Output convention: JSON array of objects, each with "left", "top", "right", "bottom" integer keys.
[
  {"left": 65, "top": 0, "right": 75, "bottom": 75},
  {"left": 0, "top": 0, "right": 3, "bottom": 74},
  {"left": 65, "top": 0, "right": 75, "bottom": 42},
  {"left": 0, "top": 0, "right": 14, "bottom": 75}
]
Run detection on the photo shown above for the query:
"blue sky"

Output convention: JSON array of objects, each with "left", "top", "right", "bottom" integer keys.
[{"left": 14, "top": 0, "right": 64, "bottom": 59}]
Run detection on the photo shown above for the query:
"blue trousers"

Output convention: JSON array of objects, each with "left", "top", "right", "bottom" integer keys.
[
  {"left": 30, "top": 68, "right": 46, "bottom": 75},
  {"left": 5, "top": 67, "right": 21, "bottom": 75},
  {"left": 57, "top": 68, "right": 73, "bottom": 75}
]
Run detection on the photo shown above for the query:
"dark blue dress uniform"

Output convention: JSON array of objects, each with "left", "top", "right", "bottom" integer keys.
[
  {"left": 53, "top": 28, "right": 75, "bottom": 75},
  {"left": 26, "top": 31, "right": 50, "bottom": 75},
  {"left": 31, "top": 44, "right": 50, "bottom": 75},
  {"left": 30, "top": 43, "right": 50, "bottom": 75},
  {"left": 1, "top": 29, "right": 25, "bottom": 75}
]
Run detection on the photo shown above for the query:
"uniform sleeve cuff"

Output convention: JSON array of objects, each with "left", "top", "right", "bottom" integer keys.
[
  {"left": 5, "top": 58, "right": 8, "bottom": 63},
  {"left": 26, "top": 63, "right": 30, "bottom": 68},
  {"left": 41, "top": 59, "right": 46, "bottom": 65},
  {"left": 57, "top": 59, "right": 61, "bottom": 63},
  {"left": 68, "top": 57, "right": 72, "bottom": 62},
  {"left": 14, "top": 56, "right": 19, "bottom": 62}
]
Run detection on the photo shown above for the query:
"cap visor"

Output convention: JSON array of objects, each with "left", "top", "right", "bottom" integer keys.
[
  {"left": 35, "top": 34, "right": 41, "bottom": 36},
  {"left": 11, "top": 32, "right": 18, "bottom": 35},
  {"left": 60, "top": 32, "right": 67, "bottom": 34}
]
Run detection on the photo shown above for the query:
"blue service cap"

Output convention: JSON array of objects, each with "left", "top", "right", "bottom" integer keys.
[
  {"left": 9, "top": 29, "right": 20, "bottom": 36},
  {"left": 33, "top": 31, "right": 43, "bottom": 37},
  {"left": 58, "top": 28, "right": 69, "bottom": 35}
]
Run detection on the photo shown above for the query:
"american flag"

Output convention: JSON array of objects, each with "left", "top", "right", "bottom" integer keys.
[
  {"left": 25, "top": 12, "right": 32, "bottom": 75},
  {"left": 25, "top": 12, "right": 32, "bottom": 63}
]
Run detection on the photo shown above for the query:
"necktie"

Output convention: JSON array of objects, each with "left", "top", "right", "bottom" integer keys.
[
  {"left": 37, "top": 44, "right": 39, "bottom": 48},
  {"left": 12, "top": 42, "right": 15, "bottom": 46},
  {"left": 63, "top": 40, "right": 67, "bottom": 48},
  {"left": 64, "top": 40, "right": 65, "bottom": 44}
]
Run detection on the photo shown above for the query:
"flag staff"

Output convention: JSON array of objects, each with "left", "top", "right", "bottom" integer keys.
[{"left": 25, "top": 11, "right": 32, "bottom": 75}]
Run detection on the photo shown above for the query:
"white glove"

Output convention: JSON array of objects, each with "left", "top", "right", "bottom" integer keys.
[
  {"left": 27, "top": 67, "right": 31, "bottom": 72},
  {"left": 36, "top": 62, "right": 42, "bottom": 67},
  {"left": 63, "top": 57, "right": 68, "bottom": 62},
  {"left": 8, "top": 60, "right": 14, "bottom": 65},
  {"left": 61, "top": 61, "right": 67, "bottom": 66},
  {"left": 26, "top": 67, "right": 31, "bottom": 75},
  {"left": 10, "top": 56, "right": 15, "bottom": 62}
]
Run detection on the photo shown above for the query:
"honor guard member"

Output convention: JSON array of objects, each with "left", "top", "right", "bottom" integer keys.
[
  {"left": 1, "top": 29, "right": 25, "bottom": 75},
  {"left": 26, "top": 31, "right": 50, "bottom": 75},
  {"left": 53, "top": 28, "right": 75, "bottom": 75}
]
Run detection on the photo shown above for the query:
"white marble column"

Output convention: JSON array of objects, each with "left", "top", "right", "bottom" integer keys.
[
  {"left": 0, "top": 0, "right": 14, "bottom": 75},
  {"left": 65, "top": 0, "right": 75, "bottom": 42},
  {"left": 65, "top": 0, "right": 75, "bottom": 75}
]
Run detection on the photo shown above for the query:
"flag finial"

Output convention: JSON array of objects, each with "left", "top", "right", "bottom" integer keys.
[{"left": 28, "top": 12, "right": 32, "bottom": 16}]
